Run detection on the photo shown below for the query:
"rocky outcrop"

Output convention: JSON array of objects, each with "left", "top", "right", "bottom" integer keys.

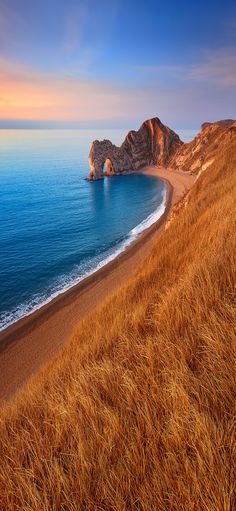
[
  {"left": 87, "top": 117, "right": 183, "bottom": 180},
  {"left": 87, "top": 117, "right": 236, "bottom": 180},
  {"left": 170, "top": 119, "right": 236, "bottom": 175}
]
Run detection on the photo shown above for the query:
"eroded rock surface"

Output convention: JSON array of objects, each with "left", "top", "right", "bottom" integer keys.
[
  {"left": 87, "top": 117, "right": 183, "bottom": 180},
  {"left": 170, "top": 119, "right": 236, "bottom": 175}
]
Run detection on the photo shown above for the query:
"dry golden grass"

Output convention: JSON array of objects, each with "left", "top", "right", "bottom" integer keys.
[{"left": 0, "top": 138, "right": 235, "bottom": 510}]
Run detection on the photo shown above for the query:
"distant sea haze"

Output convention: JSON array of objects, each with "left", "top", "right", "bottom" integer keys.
[{"left": 0, "top": 129, "right": 172, "bottom": 331}]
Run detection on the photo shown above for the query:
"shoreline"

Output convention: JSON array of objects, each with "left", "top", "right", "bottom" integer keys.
[
  {"left": 0, "top": 179, "right": 166, "bottom": 337},
  {"left": 0, "top": 166, "right": 194, "bottom": 401}
]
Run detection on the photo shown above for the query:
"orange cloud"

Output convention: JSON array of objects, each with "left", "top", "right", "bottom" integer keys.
[
  {"left": 1, "top": 54, "right": 235, "bottom": 128},
  {"left": 0, "top": 59, "right": 129, "bottom": 122}
]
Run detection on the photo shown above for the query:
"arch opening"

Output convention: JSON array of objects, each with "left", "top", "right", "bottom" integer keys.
[{"left": 103, "top": 158, "right": 115, "bottom": 176}]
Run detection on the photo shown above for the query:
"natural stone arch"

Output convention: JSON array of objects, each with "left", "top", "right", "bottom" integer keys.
[
  {"left": 88, "top": 140, "right": 119, "bottom": 180},
  {"left": 87, "top": 118, "right": 183, "bottom": 180}
]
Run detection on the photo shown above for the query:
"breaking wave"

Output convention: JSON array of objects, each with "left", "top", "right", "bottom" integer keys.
[{"left": 0, "top": 186, "right": 166, "bottom": 333}]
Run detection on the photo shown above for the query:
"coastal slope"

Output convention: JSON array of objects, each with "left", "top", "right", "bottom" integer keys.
[
  {"left": 0, "top": 168, "right": 194, "bottom": 401},
  {"left": 0, "top": 127, "right": 235, "bottom": 510}
]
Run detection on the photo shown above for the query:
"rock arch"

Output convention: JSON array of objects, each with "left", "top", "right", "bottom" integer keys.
[
  {"left": 88, "top": 140, "right": 120, "bottom": 180},
  {"left": 87, "top": 117, "right": 183, "bottom": 180}
]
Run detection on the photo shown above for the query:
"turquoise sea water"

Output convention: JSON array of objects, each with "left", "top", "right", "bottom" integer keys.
[{"left": 0, "top": 129, "right": 166, "bottom": 331}]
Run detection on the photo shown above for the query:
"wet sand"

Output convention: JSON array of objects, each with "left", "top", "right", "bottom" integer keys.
[{"left": 0, "top": 166, "right": 195, "bottom": 402}]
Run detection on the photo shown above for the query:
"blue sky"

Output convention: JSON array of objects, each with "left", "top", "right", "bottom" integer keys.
[{"left": 0, "top": 0, "right": 235, "bottom": 130}]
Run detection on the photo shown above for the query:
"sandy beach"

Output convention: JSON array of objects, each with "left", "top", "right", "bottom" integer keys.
[{"left": 0, "top": 166, "right": 194, "bottom": 402}]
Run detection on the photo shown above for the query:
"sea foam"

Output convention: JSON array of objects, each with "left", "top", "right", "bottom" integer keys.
[{"left": 0, "top": 186, "right": 166, "bottom": 333}]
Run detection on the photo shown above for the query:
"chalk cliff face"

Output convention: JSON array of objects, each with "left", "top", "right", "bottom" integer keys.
[
  {"left": 170, "top": 119, "right": 236, "bottom": 175},
  {"left": 87, "top": 117, "right": 183, "bottom": 180}
]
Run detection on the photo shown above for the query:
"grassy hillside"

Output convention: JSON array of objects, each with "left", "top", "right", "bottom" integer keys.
[{"left": 0, "top": 136, "right": 235, "bottom": 510}]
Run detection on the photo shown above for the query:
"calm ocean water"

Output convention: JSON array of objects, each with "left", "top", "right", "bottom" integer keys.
[{"left": 0, "top": 129, "right": 167, "bottom": 331}]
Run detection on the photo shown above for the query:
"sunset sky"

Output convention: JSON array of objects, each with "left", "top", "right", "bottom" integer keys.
[{"left": 0, "top": 0, "right": 235, "bottom": 130}]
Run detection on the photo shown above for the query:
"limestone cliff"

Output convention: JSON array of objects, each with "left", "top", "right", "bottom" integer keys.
[
  {"left": 169, "top": 119, "right": 236, "bottom": 175},
  {"left": 87, "top": 117, "right": 183, "bottom": 180}
]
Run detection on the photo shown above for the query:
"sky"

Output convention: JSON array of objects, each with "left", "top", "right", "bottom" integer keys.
[{"left": 0, "top": 0, "right": 236, "bottom": 130}]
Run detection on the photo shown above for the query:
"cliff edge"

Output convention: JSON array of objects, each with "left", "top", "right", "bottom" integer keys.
[{"left": 169, "top": 119, "right": 236, "bottom": 174}]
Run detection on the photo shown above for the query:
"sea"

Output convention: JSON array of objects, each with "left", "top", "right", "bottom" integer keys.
[
  {"left": 0, "top": 128, "right": 197, "bottom": 332},
  {"left": 0, "top": 128, "right": 171, "bottom": 332}
]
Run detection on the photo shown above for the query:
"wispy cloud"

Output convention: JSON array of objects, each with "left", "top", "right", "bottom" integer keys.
[
  {"left": 134, "top": 48, "right": 236, "bottom": 88},
  {"left": 189, "top": 49, "right": 236, "bottom": 87},
  {"left": 0, "top": 53, "right": 235, "bottom": 129},
  {"left": 0, "top": 58, "right": 135, "bottom": 122},
  {"left": 63, "top": 0, "right": 118, "bottom": 65},
  {"left": 0, "top": 0, "right": 24, "bottom": 46},
  {"left": 63, "top": 4, "right": 87, "bottom": 56}
]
